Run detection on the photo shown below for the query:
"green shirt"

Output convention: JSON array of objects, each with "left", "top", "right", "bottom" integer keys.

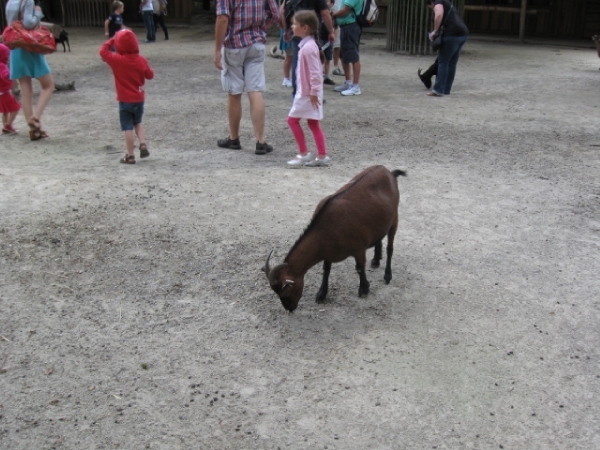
[{"left": 336, "top": 0, "right": 363, "bottom": 26}]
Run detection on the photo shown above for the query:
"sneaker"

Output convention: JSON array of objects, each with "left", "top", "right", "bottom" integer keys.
[
  {"left": 217, "top": 137, "right": 241, "bottom": 150},
  {"left": 286, "top": 152, "right": 313, "bottom": 168},
  {"left": 305, "top": 155, "right": 331, "bottom": 167},
  {"left": 282, "top": 78, "right": 292, "bottom": 87},
  {"left": 334, "top": 81, "right": 352, "bottom": 92},
  {"left": 332, "top": 67, "right": 343, "bottom": 76},
  {"left": 341, "top": 85, "right": 361, "bottom": 96},
  {"left": 2, "top": 124, "right": 18, "bottom": 134},
  {"left": 323, "top": 76, "right": 335, "bottom": 85},
  {"left": 255, "top": 141, "right": 274, "bottom": 155}
]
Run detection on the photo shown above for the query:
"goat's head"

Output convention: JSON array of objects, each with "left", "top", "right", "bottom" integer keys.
[{"left": 262, "top": 250, "right": 304, "bottom": 312}]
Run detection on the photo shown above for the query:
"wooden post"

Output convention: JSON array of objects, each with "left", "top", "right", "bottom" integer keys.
[
  {"left": 59, "top": 0, "right": 66, "bottom": 27},
  {"left": 519, "top": 0, "right": 528, "bottom": 42}
]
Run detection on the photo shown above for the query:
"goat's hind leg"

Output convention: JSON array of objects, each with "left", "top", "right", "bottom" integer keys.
[
  {"left": 370, "top": 240, "right": 382, "bottom": 268},
  {"left": 384, "top": 222, "right": 398, "bottom": 284},
  {"left": 355, "top": 253, "right": 370, "bottom": 297},
  {"left": 316, "top": 261, "right": 331, "bottom": 303}
]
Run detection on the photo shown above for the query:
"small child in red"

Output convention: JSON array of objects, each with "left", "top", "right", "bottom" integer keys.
[
  {"left": 0, "top": 43, "right": 20, "bottom": 135},
  {"left": 99, "top": 29, "right": 154, "bottom": 164}
]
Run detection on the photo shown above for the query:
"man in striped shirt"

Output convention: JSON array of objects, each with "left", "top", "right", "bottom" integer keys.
[{"left": 214, "top": 0, "right": 280, "bottom": 155}]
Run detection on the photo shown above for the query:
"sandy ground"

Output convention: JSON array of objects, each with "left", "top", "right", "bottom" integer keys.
[{"left": 0, "top": 25, "right": 599, "bottom": 450}]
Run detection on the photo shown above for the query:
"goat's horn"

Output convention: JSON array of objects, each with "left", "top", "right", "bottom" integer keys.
[{"left": 262, "top": 250, "right": 274, "bottom": 276}]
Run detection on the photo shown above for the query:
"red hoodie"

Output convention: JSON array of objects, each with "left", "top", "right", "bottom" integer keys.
[{"left": 99, "top": 30, "right": 154, "bottom": 103}]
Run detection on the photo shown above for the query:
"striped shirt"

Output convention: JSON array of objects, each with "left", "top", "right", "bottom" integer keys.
[{"left": 216, "top": 0, "right": 280, "bottom": 49}]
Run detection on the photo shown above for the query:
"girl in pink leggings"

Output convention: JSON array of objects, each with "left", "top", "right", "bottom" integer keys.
[{"left": 286, "top": 10, "right": 330, "bottom": 168}]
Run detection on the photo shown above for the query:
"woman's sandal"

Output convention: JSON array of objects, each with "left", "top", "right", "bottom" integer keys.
[
  {"left": 120, "top": 154, "right": 136, "bottom": 164},
  {"left": 28, "top": 117, "right": 48, "bottom": 141},
  {"left": 29, "top": 129, "right": 49, "bottom": 140},
  {"left": 139, "top": 143, "right": 150, "bottom": 158}
]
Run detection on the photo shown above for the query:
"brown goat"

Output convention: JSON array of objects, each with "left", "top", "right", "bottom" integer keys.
[{"left": 263, "top": 165, "right": 407, "bottom": 312}]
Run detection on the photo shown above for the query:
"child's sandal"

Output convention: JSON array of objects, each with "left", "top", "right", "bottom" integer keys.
[
  {"left": 139, "top": 143, "right": 150, "bottom": 158},
  {"left": 120, "top": 154, "right": 136, "bottom": 164}
]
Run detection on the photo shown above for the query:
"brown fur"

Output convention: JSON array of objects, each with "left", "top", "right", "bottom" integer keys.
[{"left": 264, "top": 165, "right": 406, "bottom": 312}]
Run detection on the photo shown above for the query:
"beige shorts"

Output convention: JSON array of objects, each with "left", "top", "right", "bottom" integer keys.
[{"left": 221, "top": 43, "right": 266, "bottom": 95}]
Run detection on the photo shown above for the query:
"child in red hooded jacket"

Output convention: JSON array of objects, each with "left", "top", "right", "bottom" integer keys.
[
  {"left": 0, "top": 43, "right": 21, "bottom": 135},
  {"left": 99, "top": 29, "right": 154, "bottom": 164}
]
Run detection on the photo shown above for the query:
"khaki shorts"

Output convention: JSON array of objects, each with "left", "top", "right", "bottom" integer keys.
[{"left": 221, "top": 43, "right": 266, "bottom": 95}]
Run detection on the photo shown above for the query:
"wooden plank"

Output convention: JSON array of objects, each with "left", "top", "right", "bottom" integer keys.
[
  {"left": 520, "top": 0, "right": 528, "bottom": 42},
  {"left": 464, "top": 5, "right": 543, "bottom": 15}
]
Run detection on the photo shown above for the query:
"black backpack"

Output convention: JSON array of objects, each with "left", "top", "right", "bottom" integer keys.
[
  {"left": 284, "top": 0, "right": 304, "bottom": 28},
  {"left": 356, "top": 0, "right": 379, "bottom": 28}
]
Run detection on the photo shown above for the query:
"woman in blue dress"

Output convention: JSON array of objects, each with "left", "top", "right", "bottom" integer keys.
[{"left": 5, "top": 0, "right": 55, "bottom": 139}]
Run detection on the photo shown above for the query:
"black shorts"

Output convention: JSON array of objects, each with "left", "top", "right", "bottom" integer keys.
[{"left": 340, "top": 22, "right": 361, "bottom": 64}]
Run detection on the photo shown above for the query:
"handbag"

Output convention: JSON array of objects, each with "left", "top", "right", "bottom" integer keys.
[
  {"left": 431, "top": 4, "right": 454, "bottom": 52},
  {"left": 1, "top": 0, "right": 56, "bottom": 55}
]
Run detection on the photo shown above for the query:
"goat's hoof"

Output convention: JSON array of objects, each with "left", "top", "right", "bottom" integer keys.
[
  {"left": 384, "top": 274, "right": 392, "bottom": 284},
  {"left": 315, "top": 290, "right": 327, "bottom": 303},
  {"left": 358, "top": 284, "right": 370, "bottom": 297},
  {"left": 370, "top": 260, "right": 380, "bottom": 268}
]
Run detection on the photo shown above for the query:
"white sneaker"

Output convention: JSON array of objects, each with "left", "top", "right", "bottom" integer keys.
[
  {"left": 334, "top": 81, "right": 352, "bottom": 92},
  {"left": 332, "top": 67, "right": 343, "bottom": 76},
  {"left": 286, "top": 152, "right": 313, "bottom": 168},
  {"left": 341, "top": 85, "right": 361, "bottom": 96},
  {"left": 305, "top": 155, "right": 331, "bottom": 167},
  {"left": 282, "top": 78, "right": 292, "bottom": 87}
]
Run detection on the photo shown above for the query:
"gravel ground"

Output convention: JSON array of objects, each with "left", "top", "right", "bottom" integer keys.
[{"left": 0, "top": 26, "right": 599, "bottom": 450}]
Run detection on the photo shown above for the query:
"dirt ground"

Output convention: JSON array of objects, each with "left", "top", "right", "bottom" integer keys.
[{"left": 0, "top": 25, "right": 599, "bottom": 450}]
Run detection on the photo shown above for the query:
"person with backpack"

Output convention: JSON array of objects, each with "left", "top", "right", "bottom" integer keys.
[
  {"left": 281, "top": 0, "right": 334, "bottom": 96},
  {"left": 331, "top": 0, "right": 364, "bottom": 96}
]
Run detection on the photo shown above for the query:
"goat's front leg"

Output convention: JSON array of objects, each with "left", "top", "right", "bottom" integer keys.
[
  {"left": 316, "top": 261, "right": 331, "bottom": 303},
  {"left": 371, "top": 240, "right": 382, "bottom": 268},
  {"left": 355, "top": 254, "right": 370, "bottom": 297}
]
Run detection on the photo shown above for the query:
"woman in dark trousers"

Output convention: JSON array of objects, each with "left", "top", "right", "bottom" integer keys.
[
  {"left": 424, "top": 0, "right": 468, "bottom": 96},
  {"left": 152, "top": 0, "right": 168, "bottom": 40}
]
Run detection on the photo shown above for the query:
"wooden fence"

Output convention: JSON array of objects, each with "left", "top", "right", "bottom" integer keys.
[
  {"left": 386, "top": 0, "right": 465, "bottom": 55},
  {"left": 62, "top": 0, "right": 112, "bottom": 27}
]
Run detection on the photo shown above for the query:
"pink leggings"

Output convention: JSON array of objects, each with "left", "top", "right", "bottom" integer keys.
[{"left": 287, "top": 116, "right": 327, "bottom": 156}]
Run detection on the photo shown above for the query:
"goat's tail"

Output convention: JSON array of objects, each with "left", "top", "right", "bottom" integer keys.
[{"left": 392, "top": 169, "right": 407, "bottom": 178}]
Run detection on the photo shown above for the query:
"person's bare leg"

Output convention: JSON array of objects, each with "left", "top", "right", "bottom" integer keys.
[
  {"left": 352, "top": 61, "right": 361, "bottom": 85},
  {"left": 333, "top": 47, "right": 340, "bottom": 69},
  {"left": 283, "top": 54, "right": 292, "bottom": 79},
  {"left": 124, "top": 130, "right": 135, "bottom": 156},
  {"left": 7, "top": 111, "right": 18, "bottom": 128},
  {"left": 342, "top": 62, "right": 352, "bottom": 83},
  {"left": 33, "top": 73, "right": 55, "bottom": 123},
  {"left": 134, "top": 123, "right": 146, "bottom": 146},
  {"left": 228, "top": 93, "right": 242, "bottom": 139},
  {"left": 247, "top": 91, "right": 265, "bottom": 143},
  {"left": 18, "top": 77, "right": 34, "bottom": 123}
]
